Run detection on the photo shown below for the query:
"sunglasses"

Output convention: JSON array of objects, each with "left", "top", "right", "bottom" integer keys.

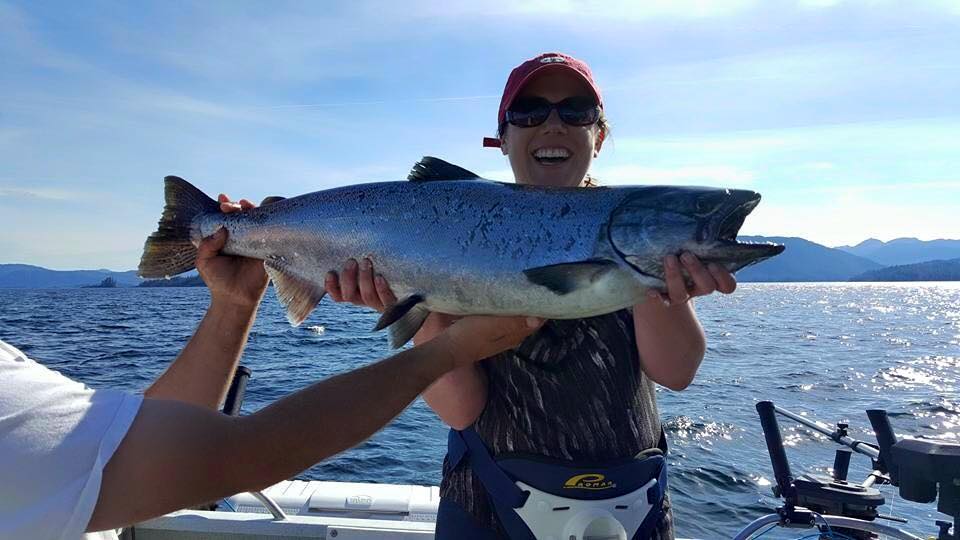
[{"left": 505, "top": 96, "right": 600, "bottom": 128}]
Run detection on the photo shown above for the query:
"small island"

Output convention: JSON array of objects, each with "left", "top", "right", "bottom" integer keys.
[{"left": 82, "top": 277, "right": 118, "bottom": 288}]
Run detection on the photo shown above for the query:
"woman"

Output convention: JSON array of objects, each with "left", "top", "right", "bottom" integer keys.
[{"left": 327, "top": 52, "right": 737, "bottom": 539}]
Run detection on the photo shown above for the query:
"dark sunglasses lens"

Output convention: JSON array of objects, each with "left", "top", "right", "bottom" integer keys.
[
  {"left": 558, "top": 97, "right": 600, "bottom": 126},
  {"left": 506, "top": 97, "right": 599, "bottom": 127},
  {"left": 506, "top": 110, "right": 551, "bottom": 127},
  {"left": 507, "top": 98, "right": 552, "bottom": 127}
]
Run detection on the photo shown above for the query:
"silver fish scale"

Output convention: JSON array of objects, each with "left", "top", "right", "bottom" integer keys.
[{"left": 195, "top": 180, "right": 647, "bottom": 319}]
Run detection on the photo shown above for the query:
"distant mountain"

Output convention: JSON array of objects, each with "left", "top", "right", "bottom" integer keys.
[
  {"left": 0, "top": 264, "right": 142, "bottom": 288},
  {"left": 850, "top": 258, "right": 960, "bottom": 282},
  {"left": 736, "top": 236, "right": 884, "bottom": 282},
  {"left": 836, "top": 238, "right": 960, "bottom": 266}
]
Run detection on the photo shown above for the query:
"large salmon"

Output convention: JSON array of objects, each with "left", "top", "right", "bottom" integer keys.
[{"left": 139, "top": 157, "right": 783, "bottom": 346}]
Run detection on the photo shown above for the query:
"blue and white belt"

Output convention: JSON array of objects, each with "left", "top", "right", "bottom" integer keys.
[{"left": 447, "top": 427, "right": 668, "bottom": 540}]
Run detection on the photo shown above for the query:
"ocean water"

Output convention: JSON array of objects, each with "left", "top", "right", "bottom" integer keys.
[{"left": 1, "top": 283, "right": 957, "bottom": 538}]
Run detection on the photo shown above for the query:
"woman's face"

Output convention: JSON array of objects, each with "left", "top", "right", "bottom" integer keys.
[{"left": 501, "top": 70, "right": 602, "bottom": 188}]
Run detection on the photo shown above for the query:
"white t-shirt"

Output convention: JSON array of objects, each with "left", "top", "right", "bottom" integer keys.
[{"left": 0, "top": 339, "right": 142, "bottom": 540}]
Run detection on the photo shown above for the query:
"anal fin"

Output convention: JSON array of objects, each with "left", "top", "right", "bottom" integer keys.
[
  {"left": 264, "top": 260, "right": 326, "bottom": 326},
  {"left": 523, "top": 259, "right": 618, "bottom": 295}
]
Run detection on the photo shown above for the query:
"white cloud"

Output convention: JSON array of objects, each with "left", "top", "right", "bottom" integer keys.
[
  {"left": 0, "top": 185, "right": 87, "bottom": 201},
  {"left": 786, "top": 180, "right": 960, "bottom": 196},
  {"left": 797, "top": 0, "right": 845, "bottom": 8},
  {"left": 489, "top": 0, "right": 757, "bottom": 19},
  {"left": 478, "top": 168, "right": 514, "bottom": 182},
  {"left": 476, "top": 163, "right": 757, "bottom": 186},
  {"left": 592, "top": 164, "right": 756, "bottom": 186},
  {"left": 610, "top": 134, "right": 790, "bottom": 155}
]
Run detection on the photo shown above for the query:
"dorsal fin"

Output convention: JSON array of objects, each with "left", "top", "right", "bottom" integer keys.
[{"left": 407, "top": 156, "right": 482, "bottom": 182}]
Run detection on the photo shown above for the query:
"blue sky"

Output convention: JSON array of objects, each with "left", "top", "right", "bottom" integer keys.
[{"left": 1, "top": 0, "right": 958, "bottom": 270}]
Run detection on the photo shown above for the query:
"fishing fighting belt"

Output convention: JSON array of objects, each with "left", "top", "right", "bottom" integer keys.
[{"left": 446, "top": 427, "right": 668, "bottom": 540}]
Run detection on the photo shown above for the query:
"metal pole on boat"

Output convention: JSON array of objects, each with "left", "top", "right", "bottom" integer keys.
[
  {"left": 250, "top": 491, "right": 289, "bottom": 521},
  {"left": 773, "top": 405, "right": 879, "bottom": 460}
]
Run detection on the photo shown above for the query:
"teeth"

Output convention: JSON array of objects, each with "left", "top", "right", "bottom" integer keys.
[{"left": 534, "top": 148, "right": 570, "bottom": 159}]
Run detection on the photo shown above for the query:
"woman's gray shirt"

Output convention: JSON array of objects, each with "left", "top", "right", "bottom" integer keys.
[{"left": 440, "top": 309, "right": 674, "bottom": 539}]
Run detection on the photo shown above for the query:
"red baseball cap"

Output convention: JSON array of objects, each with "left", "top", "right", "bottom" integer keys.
[{"left": 483, "top": 52, "right": 603, "bottom": 148}]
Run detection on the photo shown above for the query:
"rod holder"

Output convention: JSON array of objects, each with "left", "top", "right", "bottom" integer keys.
[
  {"left": 757, "top": 401, "right": 795, "bottom": 500},
  {"left": 867, "top": 409, "right": 898, "bottom": 483}
]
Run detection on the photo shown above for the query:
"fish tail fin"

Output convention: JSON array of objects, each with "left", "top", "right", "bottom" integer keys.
[{"left": 138, "top": 176, "right": 219, "bottom": 278}]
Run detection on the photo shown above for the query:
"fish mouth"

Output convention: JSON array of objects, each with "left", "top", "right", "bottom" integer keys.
[
  {"left": 608, "top": 186, "right": 786, "bottom": 281},
  {"left": 698, "top": 191, "right": 784, "bottom": 270}
]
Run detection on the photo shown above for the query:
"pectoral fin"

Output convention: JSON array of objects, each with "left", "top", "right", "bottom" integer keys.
[
  {"left": 374, "top": 294, "right": 431, "bottom": 348},
  {"left": 374, "top": 294, "right": 425, "bottom": 331},
  {"left": 523, "top": 260, "right": 618, "bottom": 295},
  {"left": 264, "top": 260, "right": 326, "bottom": 326}
]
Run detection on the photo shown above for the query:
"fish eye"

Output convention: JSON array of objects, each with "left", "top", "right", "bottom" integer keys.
[{"left": 695, "top": 191, "right": 728, "bottom": 216}]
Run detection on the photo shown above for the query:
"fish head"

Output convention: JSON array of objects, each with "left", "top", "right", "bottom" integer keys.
[{"left": 607, "top": 186, "right": 784, "bottom": 281}]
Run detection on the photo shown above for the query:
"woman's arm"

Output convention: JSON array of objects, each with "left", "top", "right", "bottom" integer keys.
[
  {"left": 632, "top": 298, "right": 705, "bottom": 391},
  {"left": 633, "top": 253, "right": 736, "bottom": 390}
]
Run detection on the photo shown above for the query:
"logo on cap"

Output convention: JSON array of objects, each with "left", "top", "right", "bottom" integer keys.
[{"left": 539, "top": 55, "right": 567, "bottom": 64}]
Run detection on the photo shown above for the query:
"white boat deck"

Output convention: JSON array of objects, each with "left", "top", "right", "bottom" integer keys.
[
  {"left": 127, "top": 479, "right": 698, "bottom": 539},
  {"left": 127, "top": 480, "right": 441, "bottom": 539}
]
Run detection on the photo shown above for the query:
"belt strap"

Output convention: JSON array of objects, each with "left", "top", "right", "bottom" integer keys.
[
  {"left": 448, "top": 428, "right": 529, "bottom": 508},
  {"left": 448, "top": 428, "right": 668, "bottom": 540}
]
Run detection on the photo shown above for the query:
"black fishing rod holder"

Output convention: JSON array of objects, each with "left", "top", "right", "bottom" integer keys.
[
  {"left": 890, "top": 438, "right": 960, "bottom": 540},
  {"left": 756, "top": 401, "right": 960, "bottom": 540},
  {"left": 868, "top": 408, "right": 960, "bottom": 539},
  {"left": 866, "top": 409, "right": 898, "bottom": 479},
  {"left": 833, "top": 448, "right": 852, "bottom": 482},
  {"left": 756, "top": 401, "right": 796, "bottom": 500},
  {"left": 222, "top": 365, "right": 252, "bottom": 417},
  {"left": 756, "top": 401, "right": 886, "bottom": 538}
]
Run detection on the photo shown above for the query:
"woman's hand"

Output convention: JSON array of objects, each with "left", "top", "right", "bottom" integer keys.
[
  {"left": 325, "top": 257, "right": 467, "bottom": 347},
  {"left": 325, "top": 258, "right": 397, "bottom": 313},
  {"left": 649, "top": 252, "right": 737, "bottom": 306}
]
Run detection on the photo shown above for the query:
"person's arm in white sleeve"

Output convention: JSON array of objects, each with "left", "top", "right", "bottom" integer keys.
[{"left": 87, "top": 314, "right": 543, "bottom": 532}]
